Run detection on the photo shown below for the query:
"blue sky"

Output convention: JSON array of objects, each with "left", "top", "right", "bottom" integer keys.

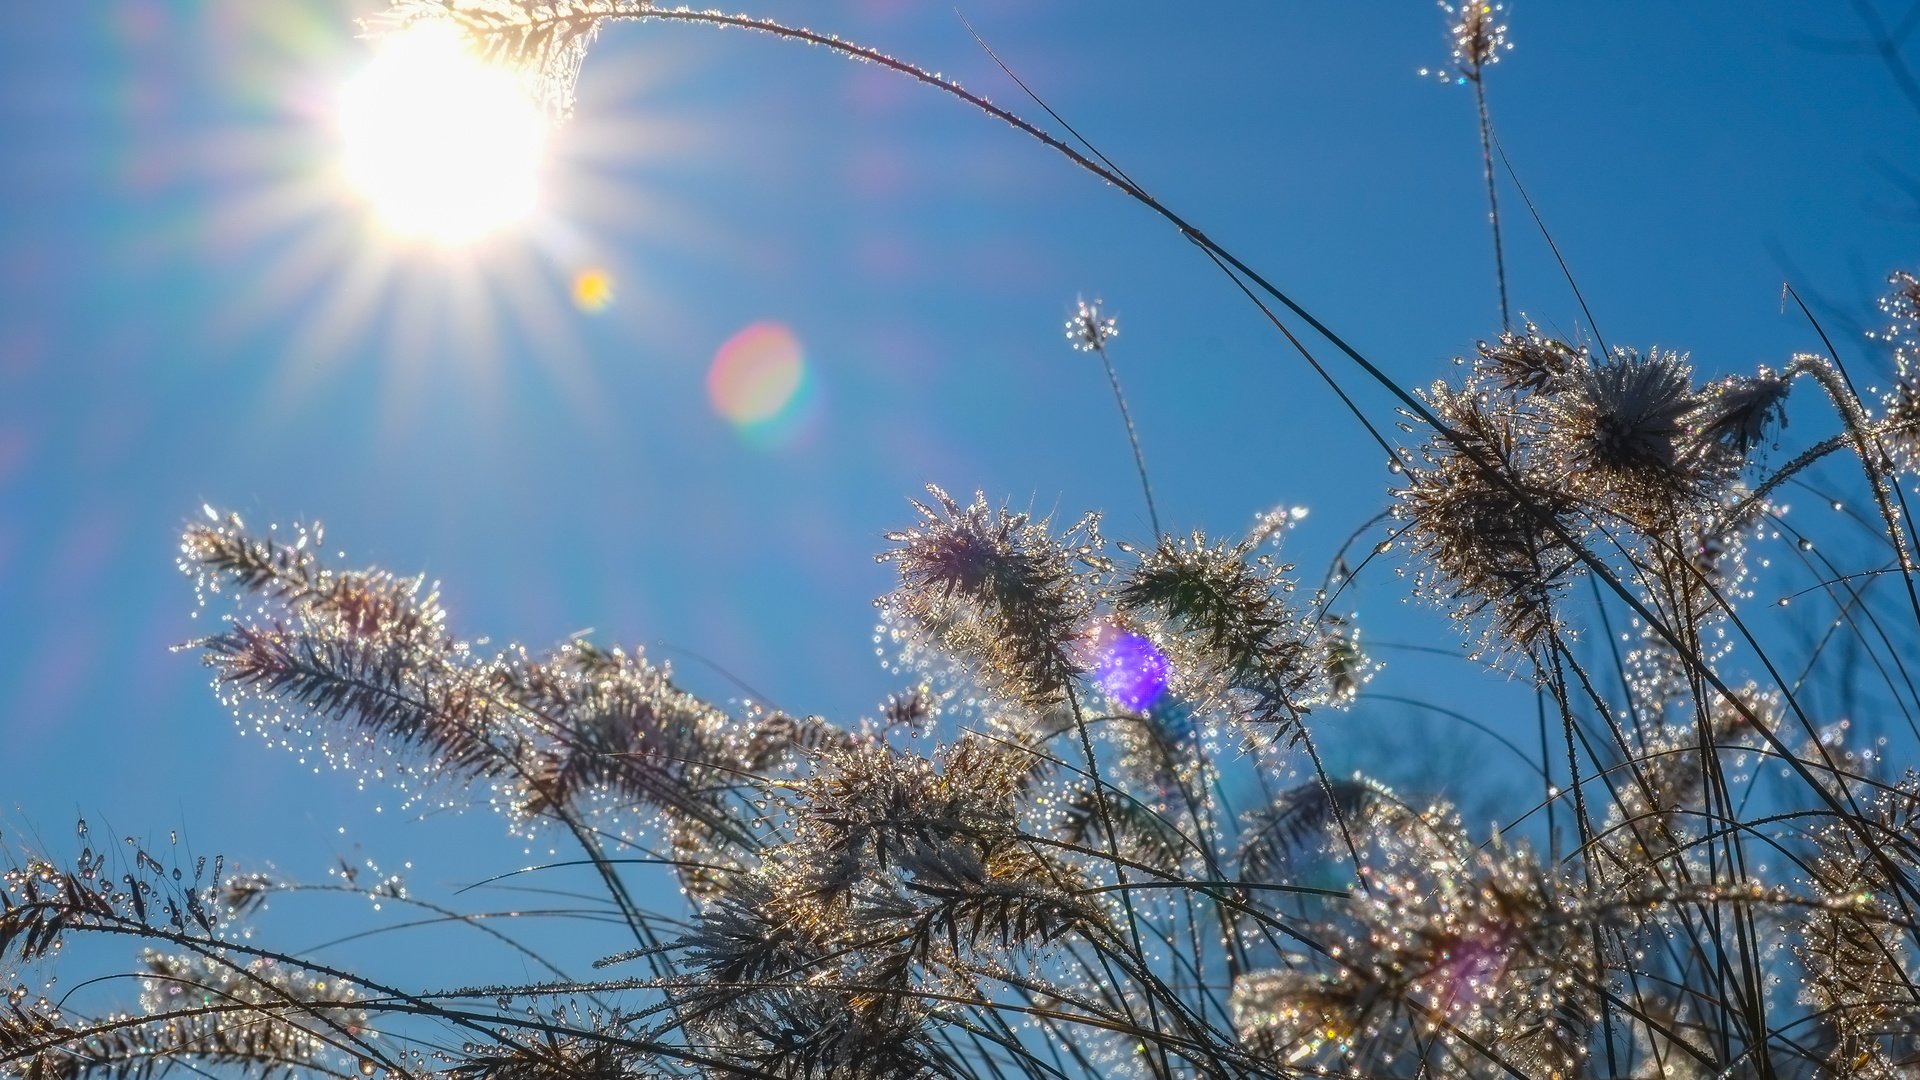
[{"left": 2, "top": 0, "right": 1917, "bottom": 974}]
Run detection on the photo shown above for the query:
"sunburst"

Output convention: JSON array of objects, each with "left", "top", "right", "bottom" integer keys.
[
  {"left": 196, "top": 0, "right": 722, "bottom": 431},
  {"left": 339, "top": 21, "right": 546, "bottom": 244}
]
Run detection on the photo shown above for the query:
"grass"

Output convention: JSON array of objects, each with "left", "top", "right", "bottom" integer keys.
[{"left": 7, "top": 3, "right": 1920, "bottom": 1078}]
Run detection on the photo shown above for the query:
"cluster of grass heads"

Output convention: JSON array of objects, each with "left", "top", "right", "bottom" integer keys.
[{"left": 9, "top": 3, "right": 1920, "bottom": 1077}]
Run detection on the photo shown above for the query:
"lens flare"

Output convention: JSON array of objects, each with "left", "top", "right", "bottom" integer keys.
[
  {"left": 339, "top": 22, "right": 546, "bottom": 244},
  {"left": 572, "top": 268, "right": 615, "bottom": 312},
  {"left": 1084, "top": 623, "right": 1172, "bottom": 711},
  {"left": 708, "top": 322, "right": 814, "bottom": 445}
]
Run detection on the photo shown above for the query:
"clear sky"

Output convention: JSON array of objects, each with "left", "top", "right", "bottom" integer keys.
[{"left": 2, "top": 0, "right": 1917, "bottom": 974}]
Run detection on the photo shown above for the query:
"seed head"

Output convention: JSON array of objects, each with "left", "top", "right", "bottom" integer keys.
[
  {"left": 1871, "top": 270, "right": 1920, "bottom": 472},
  {"left": 1421, "top": 2, "right": 1511, "bottom": 82},
  {"left": 1540, "top": 347, "right": 1707, "bottom": 525},
  {"left": 879, "top": 487, "right": 1105, "bottom": 713},
  {"left": 1395, "top": 382, "right": 1581, "bottom": 654},
  {"left": 1065, "top": 298, "right": 1117, "bottom": 353},
  {"left": 1473, "top": 322, "right": 1584, "bottom": 393},
  {"left": 1118, "top": 531, "right": 1328, "bottom": 740},
  {"left": 1692, "top": 367, "right": 1790, "bottom": 465}
]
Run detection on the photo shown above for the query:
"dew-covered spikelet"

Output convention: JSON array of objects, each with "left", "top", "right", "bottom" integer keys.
[
  {"left": 1420, "top": 1, "right": 1512, "bottom": 83},
  {"left": 878, "top": 487, "right": 1107, "bottom": 721},
  {"left": 1234, "top": 827, "right": 1594, "bottom": 1078},
  {"left": 1396, "top": 324, "right": 1798, "bottom": 657},
  {"left": 663, "top": 736, "right": 1115, "bottom": 1078},
  {"left": 1537, "top": 347, "right": 1711, "bottom": 527},
  {"left": 368, "top": 0, "right": 653, "bottom": 118},
  {"left": 1871, "top": 270, "right": 1920, "bottom": 475},
  {"left": 1793, "top": 776, "right": 1920, "bottom": 1077},
  {"left": 181, "top": 512, "right": 838, "bottom": 858},
  {"left": 1116, "top": 530, "right": 1335, "bottom": 743},
  {"left": 136, "top": 949, "right": 369, "bottom": 1067},
  {"left": 1395, "top": 378, "right": 1583, "bottom": 654}
]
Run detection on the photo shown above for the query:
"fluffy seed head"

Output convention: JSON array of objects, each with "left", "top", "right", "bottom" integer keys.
[
  {"left": 1540, "top": 347, "right": 1707, "bottom": 525},
  {"left": 1425, "top": 2, "right": 1511, "bottom": 81}
]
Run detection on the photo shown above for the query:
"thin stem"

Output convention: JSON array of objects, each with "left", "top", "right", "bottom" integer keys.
[
  {"left": 1093, "top": 339, "right": 1163, "bottom": 540},
  {"left": 1471, "top": 75, "right": 1511, "bottom": 330}
]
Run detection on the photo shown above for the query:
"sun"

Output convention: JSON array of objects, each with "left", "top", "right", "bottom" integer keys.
[
  {"left": 339, "top": 21, "right": 548, "bottom": 244},
  {"left": 186, "top": 0, "right": 727, "bottom": 434}
]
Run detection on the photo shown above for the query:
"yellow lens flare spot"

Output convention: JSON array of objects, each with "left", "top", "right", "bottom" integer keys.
[
  {"left": 339, "top": 22, "right": 546, "bottom": 245},
  {"left": 572, "top": 268, "right": 615, "bottom": 312}
]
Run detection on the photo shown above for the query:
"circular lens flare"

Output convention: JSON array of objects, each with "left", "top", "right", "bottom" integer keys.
[
  {"left": 1084, "top": 623, "right": 1172, "bottom": 711},
  {"left": 708, "top": 322, "right": 814, "bottom": 445},
  {"left": 339, "top": 22, "right": 546, "bottom": 244},
  {"left": 572, "top": 267, "right": 615, "bottom": 312}
]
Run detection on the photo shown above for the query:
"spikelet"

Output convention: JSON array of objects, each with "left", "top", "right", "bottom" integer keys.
[
  {"left": 1795, "top": 776, "right": 1920, "bottom": 1077},
  {"left": 183, "top": 513, "right": 820, "bottom": 853},
  {"left": 138, "top": 949, "right": 368, "bottom": 1065},
  {"left": 1063, "top": 298, "right": 1118, "bottom": 353},
  {"left": 1691, "top": 366, "right": 1791, "bottom": 467},
  {"left": 672, "top": 738, "right": 1100, "bottom": 1080},
  {"left": 1395, "top": 380, "right": 1582, "bottom": 655},
  {"left": 1116, "top": 531, "right": 1329, "bottom": 742},
  {"left": 1236, "top": 778, "right": 1390, "bottom": 884},
  {"left": 1444, "top": 1, "right": 1510, "bottom": 79},
  {"left": 1473, "top": 321, "right": 1585, "bottom": 393},
  {"left": 1233, "top": 836, "right": 1593, "bottom": 1077},
  {"left": 367, "top": 0, "right": 651, "bottom": 118},
  {"left": 878, "top": 487, "right": 1106, "bottom": 717},
  {"left": 1871, "top": 270, "right": 1920, "bottom": 474},
  {"left": 1537, "top": 346, "right": 1710, "bottom": 529}
]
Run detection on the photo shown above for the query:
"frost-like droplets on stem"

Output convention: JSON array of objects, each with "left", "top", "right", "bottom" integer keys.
[{"left": 1067, "top": 298, "right": 1163, "bottom": 539}]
